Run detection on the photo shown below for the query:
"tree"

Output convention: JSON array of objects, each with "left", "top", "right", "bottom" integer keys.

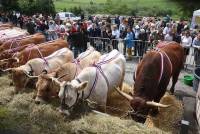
[
  {"left": 18, "top": 0, "right": 55, "bottom": 15},
  {"left": 169, "top": 0, "right": 200, "bottom": 17},
  {"left": 1, "top": 0, "right": 19, "bottom": 12}
]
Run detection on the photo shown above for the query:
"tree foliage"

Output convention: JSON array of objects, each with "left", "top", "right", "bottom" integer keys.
[
  {"left": 1, "top": 0, "right": 19, "bottom": 12},
  {"left": 1, "top": 0, "right": 55, "bottom": 15},
  {"left": 169, "top": 0, "right": 200, "bottom": 17}
]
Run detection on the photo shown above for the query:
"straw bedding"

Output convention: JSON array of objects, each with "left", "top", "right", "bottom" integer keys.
[{"left": 0, "top": 75, "right": 181, "bottom": 134}]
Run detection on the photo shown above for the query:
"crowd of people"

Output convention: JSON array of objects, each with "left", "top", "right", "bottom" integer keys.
[{"left": 0, "top": 12, "right": 200, "bottom": 64}]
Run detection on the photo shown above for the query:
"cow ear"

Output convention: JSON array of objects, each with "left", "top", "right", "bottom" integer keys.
[{"left": 75, "top": 81, "right": 88, "bottom": 91}]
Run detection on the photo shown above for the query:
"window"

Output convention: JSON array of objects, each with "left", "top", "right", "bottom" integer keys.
[
  {"left": 70, "top": 14, "right": 75, "bottom": 17},
  {"left": 65, "top": 14, "right": 70, "bottom": 17}
]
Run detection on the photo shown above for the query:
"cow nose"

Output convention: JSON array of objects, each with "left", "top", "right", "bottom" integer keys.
[{"left": 35, "top": 100, "right": 40, "bottom": 104}]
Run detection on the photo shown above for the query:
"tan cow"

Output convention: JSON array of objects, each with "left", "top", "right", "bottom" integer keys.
[
  {"left": 5, "top": 48, "right": 73, "bottom": 93},
  {"left": 35, "top": 47, "right": 101, "bottom": 104}
]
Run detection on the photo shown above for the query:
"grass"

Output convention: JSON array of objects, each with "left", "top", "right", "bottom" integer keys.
[{"left": 54, "top": 0, "right": 181, "bottom": 17}]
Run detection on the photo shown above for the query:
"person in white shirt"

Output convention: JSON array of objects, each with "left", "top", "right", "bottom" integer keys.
[
  {"left": 192, "top": 33, "right": 200, "bottom": 66},
  {"left": 111, "top": 25, "right": 120, "bottom": 50},
  {"left": 48, "top": 20, "right": 58, "bottom": 40},
  {"left": 181, "top": 31, "right": 192, "bottom": 55},
  {"left": 163, "top": 23, "right": 170, "bottom": 36},
  {"left": 164, "top": 30, "right": 173, "bottom": 41}
]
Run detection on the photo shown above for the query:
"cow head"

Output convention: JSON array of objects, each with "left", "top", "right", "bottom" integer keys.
[
  {"left": 58, "top": 80, "right": 88, "bottom": 109},
  {"left": 115, "top": 87, "right": 170, "bottom": 123},
  {"left": 35, "top": 71, "right": 59, "bottom": 104},
  {"left": 9, "top": 68, "right": 38, "bottom": 93},
  {"left": 0, "top": 57, "right": 19, "bottom": 69}
]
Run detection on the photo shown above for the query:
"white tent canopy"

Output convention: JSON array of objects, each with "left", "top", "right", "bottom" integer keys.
[{"left": 191, "top": 9, "right": 200, "bottom": 29}]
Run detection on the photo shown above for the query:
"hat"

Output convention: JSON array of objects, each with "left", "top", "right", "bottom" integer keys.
[
  {"left": 140, "top": 29, "right": 145, "bottom": 33},
  {"left": 135, "top": 25, "right": 140, "bottom": 29},
  {"left": 66, "top": 23, "right": 72, "bottom": 27}
]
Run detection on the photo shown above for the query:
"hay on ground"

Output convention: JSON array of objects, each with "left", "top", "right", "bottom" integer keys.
[
  {"left": 107, "top": 82, "right": 133, "bottom": 116},
  {"left": 145, "top": 92, "right": 183, "bottom": 134},
  {"left": 0, "top": 75, "right": 167, "bottom": 134}
]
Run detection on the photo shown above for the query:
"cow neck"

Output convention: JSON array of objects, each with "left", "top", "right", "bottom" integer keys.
[
  {"left": 9, "top": 39, "right": 19, "bottom": 49},
  {"left": 75, "top": 67, "right": 99, "bottom": 100},
  {"left": 27, "top": 45, "right": 49, "bottom": 68}
]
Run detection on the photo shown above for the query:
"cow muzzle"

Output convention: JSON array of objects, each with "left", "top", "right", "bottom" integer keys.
[{"left": 35, "top": 96, "right": 47, "bottom": 104}]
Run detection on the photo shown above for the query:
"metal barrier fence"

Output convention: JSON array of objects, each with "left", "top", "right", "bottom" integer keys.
[
  {"left": 88, "top": 37, "right": 153, "bottom": 60},
  {"left": 88, "top": 37, "right": 196, "bottom": 70}
]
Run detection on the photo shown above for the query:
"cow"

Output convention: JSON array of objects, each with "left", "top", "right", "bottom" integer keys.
[
  {"left": 35, "top": 47, "right": 101, "bottom": 104},
  {"left": 0, "top": 39, "right": 68, "bottom": 69},
  {"left": 0, "top": 33, "right": 45, "bottom": 53},
  {"left": 115, "top": 42, "right": 184, "bottom": 123},
  {"left": 0, "top": 27, "right": 29, "bottom": 45},
  {"left": 0, "top": 24, "right": 13, "bottom": 30},
  {"left": 0, "top": 44, "right": 31, "bottom": 60},
  {"left": 4, "top": 48, "right": 73, "bottom": 93},
  {"left": 57, "top": 49, "right": 125, "bottom": 113}
]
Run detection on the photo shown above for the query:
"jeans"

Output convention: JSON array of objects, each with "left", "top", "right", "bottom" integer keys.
[{"left": 73, "top": 47, "right": 84, "bottom": 58}]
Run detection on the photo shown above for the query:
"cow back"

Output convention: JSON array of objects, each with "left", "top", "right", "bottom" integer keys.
[
  {"left": 0, "top": 33, "right": 45, "bottom": 52},
  {"left": 17, "top": 39, "right": 68, "bottom": 65}
]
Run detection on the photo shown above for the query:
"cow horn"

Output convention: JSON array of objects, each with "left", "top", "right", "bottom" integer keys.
[
  {"left": 114, "top": 86, "right": 133, "bottom": 101},
  {"left": 23, "top": 70, "right": 38, "bottom": 79},
  {"left": 1, "top": 68, "right": 13, "bottom": 72},
  {"left": 51, "top": 77, "right": 62, "bottom": 85},
  {"left": 146, "top": 101, "right": 171, "bottom": 108}
]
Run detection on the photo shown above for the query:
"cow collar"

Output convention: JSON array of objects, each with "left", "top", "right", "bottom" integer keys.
[{"left": 27, "top": 63, "right": 34, "bottom": 76}]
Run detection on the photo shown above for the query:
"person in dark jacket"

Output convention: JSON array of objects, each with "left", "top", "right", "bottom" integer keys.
[
  {"left": 138, "top": 29, "right": 148, "bottom": 58},
  {"left": 26, "top": 19, "right": 36, "bottom": 35},
  {"left": 69, "top": 27, "right": 84, "bottom": 58}
]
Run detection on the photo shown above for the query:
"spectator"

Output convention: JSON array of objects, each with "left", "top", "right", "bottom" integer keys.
[
  {"left": 111, "top": 25, "right": 120, "bottom": 50},
  {"left": 163, "top": 23, "right": 171, "bottom": 36},
  {"left": 133, "top": 25, "right": 140, "bottom": 56},
  {"left": 164, "top": 30, "right": 173, "bottom": 41},
  {"left": 18, "top": 15, "right": 24, "bottom": 29},
  {"left": 193, "top": 33, "right": 200, "bottom": 66},
  {"left": 48, "top": 20, "right": 58, "bottom": 41},
  {"left": 181, "top": 31, "right": 192, "bottom": 63},
  {"left": 138, "top": 29, "right": 148, "bottom": 57},
  {"left": 26, "top": 19, "right": 36, "bottom": 35},
  {"left": 124, "top": 27, "right": 134, "bottom": 60}
]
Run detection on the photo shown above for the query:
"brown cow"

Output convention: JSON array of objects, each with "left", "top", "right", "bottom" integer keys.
[
  {"left": 35, "top": 47, "right": 101, "bottom": 104},
  {"left": 0, "top": 24, "right": 13, "bottom": 30},
  {"left": 0, "top": 44, "right": 32, "bottom": 60},
  {"left": 0, "top": 33, "right": 45, "bottom": 53},
  {"left": 116, "top": 42, "right": 184, "bottom": 123},
  {"left": 2, "top": 39, "right": 68, "bottom": 68}
]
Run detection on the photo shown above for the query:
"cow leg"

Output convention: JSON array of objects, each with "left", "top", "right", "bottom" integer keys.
[{"left": 170, "top": 70, "right": 181, "bottom": 94}]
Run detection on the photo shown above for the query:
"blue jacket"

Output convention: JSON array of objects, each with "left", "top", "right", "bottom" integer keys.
[{"left": 125, "top": 32, "right": 134, "bottom": 48}]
